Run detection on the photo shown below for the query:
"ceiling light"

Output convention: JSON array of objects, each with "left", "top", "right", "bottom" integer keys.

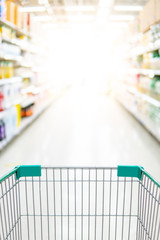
[
  {"left": 110, "top": 14, "right": 135, "bottom": 21},
  {"left": 20, "top": 6, "right": 46, "bottom": 12},
  {"left": 114, "top": 5, "right": 143, "bottom": 11},
  {"left": 34, "top": 16, "right": 52, "bottom": 21},
  {"left": 65, "top": 6, "right": 95, "bottom": 11}
]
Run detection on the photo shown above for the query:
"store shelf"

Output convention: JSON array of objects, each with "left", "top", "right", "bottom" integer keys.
[
  {"left": 5, "top": 98, "right": 22, "bottom": 109},
  {"left": 0, "top": 18, "right": 31, "bottom": 38},
  {"left": 21, "top": 97, "right": 35, "bottom": 108},
  {"left": 19, "top": 98, "right": 53, "bottom": 132},
  {"left": 1, "top": 37, "right": 30, "bottom": 52},
  {"left": 124, "top": 85, "right": 160, "bottom": 108},
  {"left": 16, "top": 62, "right": 33, "bottom": 68},
  {"left": 117, "top": 97, "right": 160, "bottom": 142},
  {"left": 20, "top": 72, "right": 34, "bottom": 78},
  {"left": 0, "top": 98, "right": 22, "bottom": 119},
  {"left": 0, "top": 77, "right": 22, "bottom": 85},
  {"left": 131, "top": 40, "right": 160, "bottom": 56},
  {"left": 0, "top": 97, "right": 54, "bottom": 151},
  {"left": 0, "top": 54, "right": 23, "bottom": 62},
  {"left": 130, "top": 68, "right": 160, "bottom": 76},
  {"left": 1, "top": 37, "right": 20, "bottom": 46}
]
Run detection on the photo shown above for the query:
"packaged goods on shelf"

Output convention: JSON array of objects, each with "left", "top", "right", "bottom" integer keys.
[
  {"left": 0, "top": 81, "right": 21, "bottom": 111},
  {"left": 149, "top": 76, "right": 160, "bottom": 99},
  {"left": 0, "top": 0, "right": 52, "bottom": 151},
  {"left": 0, "top": 0, "right": 6, "bottom": 19},
  {"left": 0, "top": 119, "right": 5, "bottom": 141},
  {"left": 14, "top": 5, "right": 22, "bottom": 28},
  {"left": 137, "top": 76, "right": 150, "bottom": 94},
  {"left": 27, "top": 13, "right": 31, "bottom": 33},
  {"left": 6, "top": 0, "right": 15, "bottom": 24},
  {"left": 16, "top": 103, "right": 21, "bottom": 126},
  {"left": 21, "top": 103, "right": 34, "bottom": 117},
  {"left": 148, "top": 103, "right": 160, "bottom": 123},
  {"left": 115, "top": 0, "right": 160, "bottom": 142},
  {"left": 4, "top": 106, "right": 19, "bottom": 138},
  {"left": 0, "top": 61, "right": 13, "bottom": 78},
  {"left": 0, "top": 25, "right": 16, "bottom": 39},
  {"left": 150, "top": 23, "right": 160, "bottom": 42}
]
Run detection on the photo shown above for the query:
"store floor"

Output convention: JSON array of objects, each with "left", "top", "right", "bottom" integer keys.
[{"left": 0, "top": 85, "right": 160, "bottom": 181}]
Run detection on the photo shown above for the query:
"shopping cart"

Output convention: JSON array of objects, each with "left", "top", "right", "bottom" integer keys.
[{"left": 0, "top": 165, "right": 160, "bottom": 240}]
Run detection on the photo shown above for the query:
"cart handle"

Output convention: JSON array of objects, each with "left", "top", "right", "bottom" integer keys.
[
  {"left": 0, "top": 165, "right": 41, "bottom": 183},
  {"left": 118, "top": 165, "right": 143, "bottom": 180},
  {"left": 118, "top": 165, "right": 160, "bottom": 187},
  {"left": 0, "top": 165, "right": 159, "bottom": 188}
]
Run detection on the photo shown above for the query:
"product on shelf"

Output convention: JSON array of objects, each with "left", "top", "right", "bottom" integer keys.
[
  {"left": 148, "top": 103, "right": 160, "bottom": 124},
  {"left": 0, "top": 61, "right": 13, "bottom": 78},
  {"left": 0, "top": 119, "right": 5, "bottom": 141},
  {"left": 4, "top": 106, "right": 18, "bottom": 139},
  {"left": 149, "top": 76, "right": 160, "bottom": 98},
  {"left": 0, "top": 25, "right": 16, "bottom": 39},
  {"left": 6, "top": 0, "right": 15, "bottom": 24},
  {"left": 21, "top": 103, "right": 34, "bottom": 117},
  {"left": 14, "top": 5, "right": 21, "bottom": 28},
  {"left": 16, "top": 103, "right": 21, "bottom": 126},
  {"left": 0, "top": 0, "right": 6, "bottom": 19},
  {"left": 137, "top": 75, "right": 150, "bottom": 94},
  {"left": 0, "top": 87, "right": 4, "bottom": 111},
  {"left": 0, "top": 81, "right": 21, "bottom": 111}
]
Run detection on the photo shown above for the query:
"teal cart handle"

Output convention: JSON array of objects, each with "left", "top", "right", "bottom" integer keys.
[
  {"left": 0, "top": 165, "right": 41, "bottom": 183},
  {"left": 117, "top": 165, "right": 143, "bottom": 180},
  {"left": 16, "top": 165, "right": 41, "bottom": 179},
  {"left": 118, "top": 165, "right": 160, "bottom": 187}
]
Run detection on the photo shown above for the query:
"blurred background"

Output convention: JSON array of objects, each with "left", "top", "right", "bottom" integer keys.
[{"left": 0, "top": 0, "right": 160, "bottom": 180}]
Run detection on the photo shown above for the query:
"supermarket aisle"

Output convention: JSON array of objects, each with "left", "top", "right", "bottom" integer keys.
[{"left": 0, "top": 85, "right": 160, "bottom": 180}]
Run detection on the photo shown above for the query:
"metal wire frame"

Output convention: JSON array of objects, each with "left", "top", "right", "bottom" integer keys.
[{"left": 0, "top": 167, "right": 160, "bottom": 240}]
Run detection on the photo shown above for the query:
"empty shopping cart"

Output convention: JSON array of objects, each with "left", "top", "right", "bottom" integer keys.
[{"left": 0, "top": 165, "right": 160, "bottom": 240}]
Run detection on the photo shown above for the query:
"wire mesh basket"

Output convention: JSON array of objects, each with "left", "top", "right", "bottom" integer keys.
[{"left": 0, "top": 165, "right": 160, "bottom": 240}]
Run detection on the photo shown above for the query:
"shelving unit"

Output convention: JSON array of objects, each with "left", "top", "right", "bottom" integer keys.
[
  {"left": 0, "top": 18, "right": 31, "bottom": 38},
  {"left": 130, "top": 68, "right": 160, "bottom": 76},
  {"left": 1, "top": 37, "right": 37, "bottom": 54},
  {"left": 130, "top": 42, "right": 160, "bottom": 56},
  {"left": 0, "top": 97, "right": 54, "bottom": 151},
  {"left": 0, "top": 76, "right": 22, "bottom": 85},
  {"left": 117, "top": 96, "right": 160, "bottom": 142},
  {"left": 0, "top": 5, "right": 52, "bottom": 150},
  {"left": 124, "top": 85, "right": 160, "bottom": 107},
  {"left": 116, "top": 0, "right": 160, "bottom": 142}
]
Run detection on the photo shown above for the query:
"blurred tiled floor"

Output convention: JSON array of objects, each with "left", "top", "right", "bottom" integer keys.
[{"left": 0, "top": 85, "right": 160, "bottom": 181}]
